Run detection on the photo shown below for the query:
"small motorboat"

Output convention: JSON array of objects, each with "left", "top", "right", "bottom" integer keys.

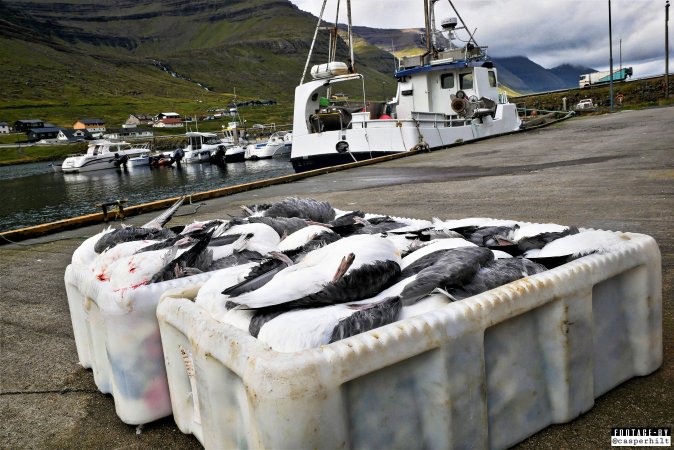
[
  {"left": 245, "top": 131, "right": 292, "bottom": 160},
  {"left": 127, "top": 153, "right": 151, "bottom": 167},
  {"left": 182, "top": 132, "right": 226, "bottom": 163},
  {"left": 61, "top": 140, "right": 149, "bottom": 173}
]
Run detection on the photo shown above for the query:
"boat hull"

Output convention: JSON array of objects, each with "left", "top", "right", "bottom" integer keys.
[
  {"left": 291, "top": 104, "right": 520, "bottom": 173},
  {"left": 61, "top": 147, "right": 148, "bottom": 173},
  {"left": 62, "top": 156, "right": 120, "bottom": 173},
  {"left": 225, "top": 152, "right": 246, "bottom": 163},
  {"left": 291, "top": 151, "right": 398, "bottom": 172}
]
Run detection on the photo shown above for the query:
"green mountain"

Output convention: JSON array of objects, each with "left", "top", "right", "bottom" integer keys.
[
  {"left": 0, "top": 0, "right": 397, "bottom": 126},
  {"left": 0, "top": 0, "right": 596, "bottom": 128}
]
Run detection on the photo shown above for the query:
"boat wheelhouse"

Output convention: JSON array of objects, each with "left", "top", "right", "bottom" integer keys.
[{"left": 291, "top": 0, "right": 521, "bottom": 173}]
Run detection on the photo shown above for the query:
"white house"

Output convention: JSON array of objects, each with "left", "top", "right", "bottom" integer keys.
[
  {"left": 57, "top": 129, "right": 92, "bottom": 142},
  {"left": 0, "top": 122, "right": 9, "bottom": 134},
  {"left": 125, "top": 114, "right": 154, "bottom": 127},
  {"left": 153, "top": 118, "right": 183, "bottom": 128},
  {"left": 154, "top": 112, "right": 182, "bottom": 121},
  {"left": 104, "top": 128, "right": 154, "bottom": 139}
]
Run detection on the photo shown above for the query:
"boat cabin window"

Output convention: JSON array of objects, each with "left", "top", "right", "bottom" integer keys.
[
  {"left": 189, "top": 136, "right": 202, "bottom": 149},
  {"left": 459, "top": 73, "right": 473, "bottom": 90},
  {"left": 488, "top": 71, "right": 497, "bottom": 87},
  {"left": 204, "top": 136, "right": 220, "bottom": 145},
  {"left": 441, "top": 74, "right": 455, "bottom": 89}
]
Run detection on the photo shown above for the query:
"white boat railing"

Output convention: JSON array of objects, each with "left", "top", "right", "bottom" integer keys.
[{"left": 355, "top": 116, "right": 473, "bottom": 130}]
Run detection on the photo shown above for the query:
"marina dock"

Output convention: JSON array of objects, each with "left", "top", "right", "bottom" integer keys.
[{"left": 1, "top": 106, "right": 672, "bottom": 448}]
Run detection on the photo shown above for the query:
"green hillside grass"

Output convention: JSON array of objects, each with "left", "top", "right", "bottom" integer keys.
[
  {"left": 0, "top": 142, "right": 87, "bottom": 165},
  {"left": 1, "top": 0, "right": 519, "bottom": 147},
  {"left": 0, "top": 0, "right": 399, "bottom": 129}
]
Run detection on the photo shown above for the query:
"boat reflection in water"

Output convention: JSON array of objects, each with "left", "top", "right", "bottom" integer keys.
[{"left": 0, "top": 159, "right": 293, "bottom": 232}]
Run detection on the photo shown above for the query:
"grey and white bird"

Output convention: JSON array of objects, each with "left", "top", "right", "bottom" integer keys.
[
  {"left": 524, "top": 229, "right": 631, "bottom": 268},
  {"left": 224, "top": 234, "right": 401, "bottom": 311},
  {"left": 93, "top": 196, "right": 185, "bottom": 253},
  {"left": 252, "top": 296, "right": 402, "bottom": 352},
  {"left": 242, "top": 197, "right": 336, "bottom": 223}
]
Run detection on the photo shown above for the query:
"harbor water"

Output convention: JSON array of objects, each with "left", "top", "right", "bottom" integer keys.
[{"left": 0, "top": 159, "right": 294, "bottom": 232}]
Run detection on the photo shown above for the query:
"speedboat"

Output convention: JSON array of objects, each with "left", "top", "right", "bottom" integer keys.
[
  {"left": 290, "top": 0, "right": 521, "bottom": 173},
  {"left": 182, "top": 132, "right": 227, "bottom": 163},
  {"left": 61, "top": 140, "right": 149, "bottom": 173},
  {"left": 245, "top": 131, "right": 292, "bottom": 160},
  {"left": 127, "top": 153, "right": 151, "bottom": 167}
]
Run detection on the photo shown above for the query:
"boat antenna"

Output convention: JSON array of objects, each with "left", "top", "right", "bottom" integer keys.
[
  {"left": 447, "top": 0, "right": 478, "bottom": 47},
  {"left": 300, "top": 0, "right": 329, "bottom": 85}
]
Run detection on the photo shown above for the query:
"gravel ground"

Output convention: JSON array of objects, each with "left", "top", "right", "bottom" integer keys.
[{"left": 1, "top": 106, "right": 672, "bottom": 449}]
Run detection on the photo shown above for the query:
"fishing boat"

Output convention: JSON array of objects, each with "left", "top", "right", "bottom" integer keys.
[
  {"left": 182, "top": 132, "right": 227, "bottom": 164},
  {"left": 291, "top": 0, "right": 521, "bottom": 173},
  {"left": 222, "top": 122, "right": 248, "bottom": 163},
  {"left": 61, "top": 140, "right": 149, "bottom": 173},
  {"left": 245, "top": 131, "right": 292, "bottom": 160}
]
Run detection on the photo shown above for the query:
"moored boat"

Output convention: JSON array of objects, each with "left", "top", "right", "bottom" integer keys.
[
  {"left": 290, "top": 0, "right": 521, "bottom": 173},
  {"left": 182, "top": 132, "right": 227, "bottom": 164},
  {"left": 127, "top": 153, "right": 151, "bottom": 167},
  {"left": 245, "top": 131, "right": 292, "bottom": 160},
  {"left": 61, "top": 140, "right": 149, "bottom": 173}
]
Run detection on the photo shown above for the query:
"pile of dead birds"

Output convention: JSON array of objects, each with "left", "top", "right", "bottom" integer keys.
[{"left": 71, "top": 196, "right": 630, "bottom": 352}]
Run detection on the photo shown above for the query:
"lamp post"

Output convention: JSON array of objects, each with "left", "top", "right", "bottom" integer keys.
[
  {"left": 667, "top": 0, "right": 670, "bottom": 99},
  {"left": 609, "top": 0, "right": 614, "bottom": 112},
  {"left": 620, "top": 38, "right": 622, "bottom": 72}
]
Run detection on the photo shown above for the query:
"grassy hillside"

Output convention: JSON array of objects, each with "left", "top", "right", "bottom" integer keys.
[{"left": 0, "top": 0, "right": 397, "bottom": 127}]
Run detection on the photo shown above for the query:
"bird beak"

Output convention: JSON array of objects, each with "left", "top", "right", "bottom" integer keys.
[{"left": 332, "top": 253, "right": 356, "bottom": 282}]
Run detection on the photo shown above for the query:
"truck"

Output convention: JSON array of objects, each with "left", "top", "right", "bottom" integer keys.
[
  {"left": 579, "top": 67, "right": 633, "bottom": 88},
  {"left": 575, "top": 98, "right": 595, "bottom": 110}
]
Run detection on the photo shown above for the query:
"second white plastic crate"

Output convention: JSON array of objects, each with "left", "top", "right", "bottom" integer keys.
[{"left": 157, "top": 230, "right": 662, "bottom": 449}]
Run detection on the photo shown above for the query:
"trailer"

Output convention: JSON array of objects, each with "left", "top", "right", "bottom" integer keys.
[{"left": 579, "top": 67, "right": 633, "bottom": 88}]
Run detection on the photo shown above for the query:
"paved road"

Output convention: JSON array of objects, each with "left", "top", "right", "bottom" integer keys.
[{"left": 1, "top": 106, "right": 672, "bottom": 449}]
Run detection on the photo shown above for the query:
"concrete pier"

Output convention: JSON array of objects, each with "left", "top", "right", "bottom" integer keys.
[{"left": 1, "top": 106, "right": 672, "bottom": 449}]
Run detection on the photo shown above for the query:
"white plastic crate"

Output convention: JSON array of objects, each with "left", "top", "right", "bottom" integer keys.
[
  {"left": 64, "top": 263, "right": 219, "bottom": 424},
  {"left": 156, "top": 230, "right": 661, "bottom": 449},
  {"left": 63, "top": 213, "right": 428, "bottom": 425}
]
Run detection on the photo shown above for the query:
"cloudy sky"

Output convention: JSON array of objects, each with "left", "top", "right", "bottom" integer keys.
[{"left": 289, "top": 0, "right": 671, "bottom": 77}]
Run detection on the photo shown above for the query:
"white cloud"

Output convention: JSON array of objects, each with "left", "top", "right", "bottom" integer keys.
[{"left": 289, "top": 0, "right": 672, "bottom": 77}]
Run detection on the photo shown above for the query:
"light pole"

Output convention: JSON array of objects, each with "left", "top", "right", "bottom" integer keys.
[
  {"left": 609, "top": 0, "right": 614, "bottom": 112},
  {"left": 620, "top": 38, "right": 622, "bottom": 72},
  {"left": 667, "top": 0, "right": 670, "bottom": 99}
]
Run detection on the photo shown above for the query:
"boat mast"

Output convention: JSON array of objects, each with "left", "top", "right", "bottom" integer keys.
[
  {"left": 430, "top": 0, "right": 439, "bottom": 52},
  {"left": 424, "top": 0, "right": 432, "bottom": 54},
  {"left": 300, "top": 0, "right": 329, "bottom": 84},
  {"left": 327, "top": 0, "right": 341, "bottom": 98},
  {"left": 330, "top": 0, "right": 341, "bottom": 63},
  {"left": 347, "top": 0, "right": 354, "bottom": 72}
]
